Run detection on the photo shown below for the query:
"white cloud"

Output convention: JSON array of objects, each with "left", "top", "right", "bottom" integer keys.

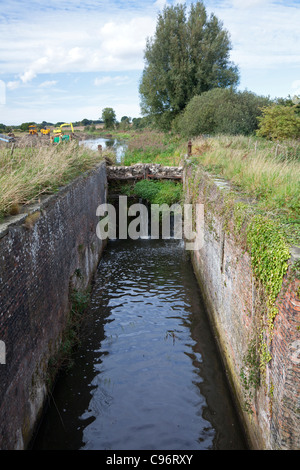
[
  {"left": 0, "top": 9, "right": 156, "bottom": 81},
  {"left": 39, "top": 80, "right": 58, "bottom": 88},
  {"left": 6, "top": 80, "right": 21, "bottom": 90},
  {"left": 210, "top": 1, "right": 300, "bottom": 72},
  {"left": 0, "top": 80, "right": 5, "bottom": 105},
  {"left": 154, "top": 0, "right": 168, "bottom": 9},
  {"left": 229, "top": 0, "right": 270, "bottom": 8},
  {"left": 94, "top": 76, "right": 130, "bottom": 86},
  {"left": 291, "top": 80, "right": 300, "bottom": 97},
  {"left": 20, "top": 69, "right": 36, "bottom": 83}
]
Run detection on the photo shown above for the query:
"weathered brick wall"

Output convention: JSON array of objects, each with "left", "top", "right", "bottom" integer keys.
[
  {"left": 0, "top": 162, "right": 107, "bottom": 449},
  {"left": 184, "top": 166, "right": 300, "bottom": 450},
  {"left": 268, "top": 270, "right": 300, "bottom": 449}
]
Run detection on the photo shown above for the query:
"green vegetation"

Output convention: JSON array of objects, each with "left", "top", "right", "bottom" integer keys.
[
  {"left": 177, "top": 88, "right": 271, "bottom": 137},
  {"left": 0, "top": 141, "right": 103, "bottom": 218},
  {"left": 123, "top": 131, "right": 184, "bottom": 166},
  {"left": 238, "top": 212, "right": 291, "bottom": 412},
  {"left": 101, "top": 107, "right": 117, "bottom": 129},
  {"left": 256, "top": 105, "right": 300, "bottom": 140},
  {"left": 120, "top": 179, "right": 183, "bottom": 206},
  {"left": 247, "top": 216, "right": 290, "bottom": 305},
  {"left": 189, "top": 135, "right": 300, "bottom": 244},
  {"left": 139, "top": 1, "right": 239, "bottom": 130}
]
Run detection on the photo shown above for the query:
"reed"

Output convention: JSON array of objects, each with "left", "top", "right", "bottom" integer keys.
[{"left": 0, "top": 141, "right": 103, "bottom": 218}]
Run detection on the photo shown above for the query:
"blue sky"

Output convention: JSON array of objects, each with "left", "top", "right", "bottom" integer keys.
[{"left": 0, "top": 0, "right": 300, "bottom": 125}]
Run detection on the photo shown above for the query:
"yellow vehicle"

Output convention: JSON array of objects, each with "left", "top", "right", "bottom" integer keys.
[
  {"left": 29, "top": 125, "right": 38, "bottom": 135},
  {"left": 53, "top": 122, "right": 74, "bottom": 135},
  {"left": 40, "top": 128, "right": 50, "bottom": 135},
  {"left": 52, "top": 123, "right": 74, "bottom": 143}
]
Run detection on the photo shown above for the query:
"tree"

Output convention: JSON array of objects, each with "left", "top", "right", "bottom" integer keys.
[
  {"left": 20, "top": 122, "right": 36, "bottom": 132},
  {"left": 139, "top": 1, "right": 239, "bottom": 130},
  {"left": 81, "top": 118, "right": 92, "bottom": 126},
  {"left": 120, "top": 116, "right": 131, "bottom": 130},
  {"left": 256, "top": 105, "right": 300, "bottom": 140},
  {"left": 101, "top": 108, "right": 116, "bottom": 129},
  {"left": 177, "top": 88, "right": 271, "bottom": 137}
]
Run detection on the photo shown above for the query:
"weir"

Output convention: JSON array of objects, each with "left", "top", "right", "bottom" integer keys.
[{"left": 106, "top": 163, "right": 183, "bottom": 181}]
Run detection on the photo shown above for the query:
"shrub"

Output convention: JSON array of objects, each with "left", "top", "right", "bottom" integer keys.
[
  {"left": 178, "top": 88, "right": 271, "bottom": 137},
  {"left": 256, "top": 105, "right": 300, "bottom": 140}
]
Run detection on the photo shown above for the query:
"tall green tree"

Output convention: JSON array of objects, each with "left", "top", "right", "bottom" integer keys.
[
  {"left": 139, "top": 1, "right": 239, "bottom": 129},
  {"left": 101, "top": 107, "right": 116, "bottom": 129}
]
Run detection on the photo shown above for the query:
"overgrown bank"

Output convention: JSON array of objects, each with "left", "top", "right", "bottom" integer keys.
[
  {"left": 187, "top": 135, "right": 300, "bottom": 245},
  {"left": 0, "top": 141, "right": 104, "bottom": 219}
]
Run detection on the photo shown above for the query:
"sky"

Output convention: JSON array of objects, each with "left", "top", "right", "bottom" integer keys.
[{"left": 0, "top": 0, "right": 299, "bottom": 126}]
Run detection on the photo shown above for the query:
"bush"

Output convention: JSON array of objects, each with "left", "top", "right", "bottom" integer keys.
[
  {"left": 256, "top": 105, "right": 300, "bottom": 140},
  {"left": 178, "top": 88, "right": 271, "bottom": 137}
]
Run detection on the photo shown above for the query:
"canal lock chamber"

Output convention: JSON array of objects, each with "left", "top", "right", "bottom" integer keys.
[{"left": 31, "top": 180, "right": 249, "bottom": 450}]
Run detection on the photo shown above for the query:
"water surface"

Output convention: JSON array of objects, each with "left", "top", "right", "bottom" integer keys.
[
  {"left": 33, "top": 239, "right": 247, "bottom": 450},
  {"left": 80, "top": 136, "right": 127, "bottom": 163}
]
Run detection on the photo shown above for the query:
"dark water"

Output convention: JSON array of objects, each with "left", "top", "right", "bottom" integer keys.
[{"left": 33, "top": 239, "right": 247, "bottom": 450}]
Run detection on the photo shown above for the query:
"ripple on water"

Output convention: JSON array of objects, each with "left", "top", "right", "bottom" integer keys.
[{"left": 32, "top": 239, "right": 247, "bottom": 450}]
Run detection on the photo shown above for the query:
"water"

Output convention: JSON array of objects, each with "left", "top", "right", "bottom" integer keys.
[
  {"left": 33, "top": 239, "right": 247, "bottom": 450},
  {"left": 80, "top": 136, "right": 127, "bottom": 163}
]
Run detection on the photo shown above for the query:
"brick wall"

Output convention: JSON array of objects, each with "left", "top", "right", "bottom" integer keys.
[
  {"left": 184, "top": 166, "right": 300, "bottom": 450},
  {"left": 0, "top": 162, "right": 107, "bottom": 449}
]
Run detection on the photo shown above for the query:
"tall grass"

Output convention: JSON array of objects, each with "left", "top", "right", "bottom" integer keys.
[
  {"left": 123, "top": 131, "right": 184, "bottom": 166},
  {"left": 190, "top": 135, "right": 300, "bottom": 243},
  {"left": 0, "top": 141, "right": 103, "bottom": 218},
  {"left": 191, "top": 135, "right": 300, "bottom": 213}
]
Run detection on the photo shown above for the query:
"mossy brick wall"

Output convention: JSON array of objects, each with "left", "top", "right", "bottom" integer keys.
[
  {"left": 184, "top": 166, "right": 300, "bottom": 450},
  {"left": 0, "top": 162, "right": 107, "bottom": 450}
]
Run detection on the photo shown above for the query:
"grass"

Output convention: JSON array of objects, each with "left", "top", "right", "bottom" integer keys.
[
  {"left": 0, "top": 141, "right": 103, "bottom": 218},
  {"left": 123, "top": 130, "right": 184, "bottom": 166},
  {"left": 189, "top": 134, "right": 300, "bottom": 244}
]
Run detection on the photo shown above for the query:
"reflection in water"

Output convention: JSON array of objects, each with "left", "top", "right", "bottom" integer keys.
[
  {"left": 80, "top": 137, "right": 127, "bottom": 163},
  {"left": 33, "top": 239, "right": 247, "bottom": 450}
]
